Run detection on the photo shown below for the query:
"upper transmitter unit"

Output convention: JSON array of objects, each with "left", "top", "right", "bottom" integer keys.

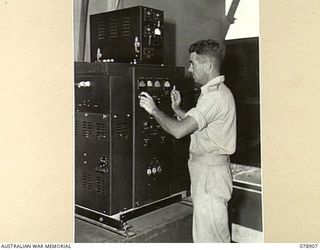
[{"left": 90, "top": 6, "right": 164, "bottom": 64}]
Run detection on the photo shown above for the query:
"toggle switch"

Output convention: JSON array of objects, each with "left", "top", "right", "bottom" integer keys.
[
  {"left": 143, "top": 138, "right": 150, "bottom": 148},
  {"left": 160, "top": 136, "right": 166, "bottom": 144},
  {"left": 155, "top": 97, "right": 161, "bottom": 104},
  {"left": 77, "top": 81, "right": 91, "bottom": 88},
  {"left": 148, "top": 35, "right": 152, "bottom": 46}
]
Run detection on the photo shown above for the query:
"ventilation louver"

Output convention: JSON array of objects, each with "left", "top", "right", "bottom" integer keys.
[
  {"left": 96, "top": 174, "right": 107, "bottom": 195},
  {"left": 82, "top": 173, "right": 93, "bottom": 191},
  {"left": 82, "top": 121, "right": 92, "bottom": 139},
  {"left": 115, "top": 123, "right": 129, "bottom": 140},
  {"left": 108, "top": 18, "right": 118, "bottom": 38},
  {"left": 97, "top": 20, "right": 106, "bottom": 40},
  {"left": 96, "top": 123, "right": 107, "bottom": 140}
]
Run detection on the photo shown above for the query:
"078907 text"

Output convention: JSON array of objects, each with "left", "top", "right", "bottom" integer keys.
[{"left": 300, "top": 244, "right": 318, "bottom": 248}]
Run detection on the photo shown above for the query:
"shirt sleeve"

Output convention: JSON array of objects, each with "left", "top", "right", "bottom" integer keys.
[
  {"left": 185, "top": 92, "right": 221, "bottom": 131},
  {"left": 185, "top": 108, "right": 206, "bottom": 130}
]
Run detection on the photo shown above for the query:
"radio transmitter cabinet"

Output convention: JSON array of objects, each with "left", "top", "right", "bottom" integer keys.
[
  {"left": 74, "top": 62, "right": 191, "bottom": 230},
  {"left": 90, "top": 6, "right": 164, "bottom": 64}
]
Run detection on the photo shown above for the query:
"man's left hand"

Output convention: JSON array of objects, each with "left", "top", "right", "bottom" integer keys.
[{"left": 139, "top": 92, "right": 158, "bottom": 115}]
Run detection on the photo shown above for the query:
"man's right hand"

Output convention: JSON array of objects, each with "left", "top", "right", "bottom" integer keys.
[{"left": 170, "top": 85, "right": 181, "bottom": 111}]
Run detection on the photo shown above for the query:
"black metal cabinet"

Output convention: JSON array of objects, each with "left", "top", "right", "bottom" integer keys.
[{"left": 74, "top": 62, "right": 190, "bottom": 217}]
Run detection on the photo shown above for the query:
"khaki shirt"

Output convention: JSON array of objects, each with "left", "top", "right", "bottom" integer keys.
[{"left": 185, "top": 75, "right": 236, "bottom": 155}]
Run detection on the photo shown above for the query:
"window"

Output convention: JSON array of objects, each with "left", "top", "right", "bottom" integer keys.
[{"left": 225, "top": 0, "right": 260, "bottom": 40}]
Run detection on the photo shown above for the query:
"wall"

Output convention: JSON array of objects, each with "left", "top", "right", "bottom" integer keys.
[{"left": 74, "top": 0, "right": 225, "bottom": 71}]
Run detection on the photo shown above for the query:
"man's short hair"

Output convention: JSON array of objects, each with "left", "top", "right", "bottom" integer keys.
[{"left": 189, "top": 39, "right": 222, "bottom": 63}]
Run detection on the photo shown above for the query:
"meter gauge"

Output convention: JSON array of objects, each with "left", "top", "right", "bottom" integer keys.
[
  {"left": 138, "top": 80, "right": 146, "bottom": 90},
  {"left": 154, "top": 80, "right": 161, "bottom": 88},
  {"left": 147, "top": 80, "right": 153, "bottom": 87},
  {"left": 164, "top": 80, "right": 171, "bottom": 89}
]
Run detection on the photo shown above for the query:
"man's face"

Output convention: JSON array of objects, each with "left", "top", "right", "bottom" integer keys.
[{"left": 188, "top": 52, "right": 207, "bottom": 85}]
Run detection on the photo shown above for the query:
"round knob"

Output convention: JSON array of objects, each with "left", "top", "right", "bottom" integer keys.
[{"left": 154, "top": 28, "right": 161, "bottom": 36}]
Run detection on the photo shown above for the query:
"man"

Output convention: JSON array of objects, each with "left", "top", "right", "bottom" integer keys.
[{"left": 139, "top": 39, "right": 236, "bottom": 242}]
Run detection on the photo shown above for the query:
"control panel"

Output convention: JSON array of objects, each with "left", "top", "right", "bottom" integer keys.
[
  {"left": 74, "top": 77, "right": 108, "bottom": 113},
  {"left": 133, "top": 67, "right": 181, "bottom": 207}
]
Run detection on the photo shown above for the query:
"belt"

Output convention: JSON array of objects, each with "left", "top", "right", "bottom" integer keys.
[{"left": 189, "top": 153, "right": 230, "bottom": 166}]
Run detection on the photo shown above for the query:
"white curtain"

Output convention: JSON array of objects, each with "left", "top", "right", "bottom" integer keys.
[
  {"left": 73, "top": 0, "right": 85, "bottom": 61},
  {"left": 107, "top": 0, "right": 121, "bottom": 11}
]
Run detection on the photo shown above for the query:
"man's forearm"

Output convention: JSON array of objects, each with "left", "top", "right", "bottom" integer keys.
[
  {"left": 173, "top": 108, "right": 186, "bottom": 120},
  {"left": 151, "top": 108, "right": 183, "bottom": 139}
]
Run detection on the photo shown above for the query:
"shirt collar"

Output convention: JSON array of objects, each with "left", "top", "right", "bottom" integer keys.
[{"left": 200, "top": 75, "right": 225, "bottom": 95}]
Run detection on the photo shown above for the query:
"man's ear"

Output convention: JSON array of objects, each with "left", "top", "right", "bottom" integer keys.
[{"left": 204, "top": 60, "right": 213, "bottom": 72}]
